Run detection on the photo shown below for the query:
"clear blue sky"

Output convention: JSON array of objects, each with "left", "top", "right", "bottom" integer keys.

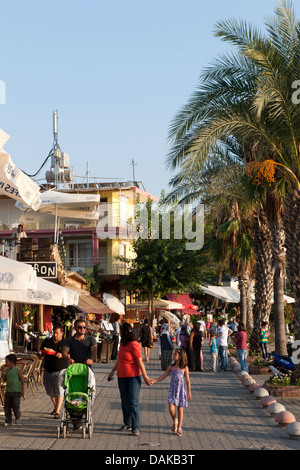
[{"left": 0, "top": 0, "right": 298, "bottom": 199}]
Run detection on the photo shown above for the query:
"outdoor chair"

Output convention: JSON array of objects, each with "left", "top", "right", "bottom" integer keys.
[{"left": 21, "top": 362, "right": 35, "bottom": 397}]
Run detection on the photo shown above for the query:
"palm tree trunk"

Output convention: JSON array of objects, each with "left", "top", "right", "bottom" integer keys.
[
  {"left": 284, "top": 190, "right": 300, "bottom": 383},
  {"left": 238, "top": 275, "right": 248, "bottom": 327},
  {"left": 148, "top": 293, "right": 155, "bottom": 327},
  {"left": 271, "top": 224, "right": 287, "bottom": 356},
  {"left": 246, "top": 278, "right": 254, "bottom": 337},
  {"left": 250, "top": 209, "right": 273, "bottom": 352}
]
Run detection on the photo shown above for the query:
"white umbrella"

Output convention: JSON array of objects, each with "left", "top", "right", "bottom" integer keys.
[
  {"left": 19, "top": 211, "right": 97, "bottom": 227},
  {"left": 0, "top": 277, "right": 78, "bottom": 307},
  {"left": 102, "top": 293, "right": 125, "bottom": 315},
  {"left": 0, "top": 129, "right": 41, "bottom": 210},
  {"left": 126, "top": 298, "right": 183, "bottom": 310},
  {"left": 17, "top": 189, "right": 100, "bottom": 242},
  {"left": 160, "top": 310, "right": 180, "bottom": 327},
  {"left": 0, "top": 256, "right": 37, "bottom": 290}
]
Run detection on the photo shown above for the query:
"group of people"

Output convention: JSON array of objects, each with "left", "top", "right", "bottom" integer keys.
[
  {"left": 1, "top": 314, "right": 271, "bottom": 437},
  {"left": 108, "top": 321, "right": 191, "bottom": 437},
  {"left": 1, "top": 318, "right": 97, "bottom": 426},
  {"left": 157, "top": 317, "right": 253, "bottom": 375}
]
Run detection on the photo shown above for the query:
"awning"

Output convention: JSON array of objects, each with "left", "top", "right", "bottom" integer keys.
[
  {"left": 200, "top": 285, "right": 295, "bottom": 305},
  {"left": 126, "top": 298, "right": 183, "bottom": 310},
  {"left": 165, "top": 294, "right": 199, "bottom": 315},
  {"left": 0, "top": 277, "right": 78, "bottom": 307},
  {"left": 67, "top": 286, "right": 115, "bottom": 315},
  {"left": 200, "top": 285, "right": 241, "bottom": 303}
]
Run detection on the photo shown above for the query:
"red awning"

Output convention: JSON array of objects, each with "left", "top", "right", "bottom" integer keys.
[{"left": 165, "top": 294, "right": 199, "bottom": 315}]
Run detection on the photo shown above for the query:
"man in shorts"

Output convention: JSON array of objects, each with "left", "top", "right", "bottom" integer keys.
[{"left": 41, "top": 324, "right": 68, "bottom": 419}]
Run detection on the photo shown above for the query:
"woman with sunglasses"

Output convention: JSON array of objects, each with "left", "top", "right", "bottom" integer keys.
[{"left": 108, "top": 322, "right": 152, "bottom": 436}]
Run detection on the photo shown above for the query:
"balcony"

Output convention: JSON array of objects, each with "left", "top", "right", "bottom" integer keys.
[{"left": 67, "top": 256, "right": 130, "bottom": 276}]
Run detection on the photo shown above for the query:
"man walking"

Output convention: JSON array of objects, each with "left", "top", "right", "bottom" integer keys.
[
  {"left": 215, "top": 319, "right": 232, "bottom": 371},
  {"left": 62, "top": 319, "right": 97, "bottom": 366}
]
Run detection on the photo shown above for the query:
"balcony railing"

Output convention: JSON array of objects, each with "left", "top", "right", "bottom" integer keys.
[{"left": 67, "top": 256, "right": 130, "bottom": 276}]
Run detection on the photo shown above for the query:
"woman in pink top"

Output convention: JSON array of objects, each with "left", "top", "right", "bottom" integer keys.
[{"left": 233, "top": 323, "right": 248, "bottom": 372}]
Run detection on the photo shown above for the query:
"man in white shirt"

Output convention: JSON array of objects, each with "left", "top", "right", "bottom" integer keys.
[
  {"left": 215, "top": 319, "right": 233, "bottom": 371},
  {"left": 11, "top": 224, "right": 27, "bottom": 260}
]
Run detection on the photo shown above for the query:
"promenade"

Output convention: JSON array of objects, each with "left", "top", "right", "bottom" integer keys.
[{"left": 1, "top": 339, "right": 300, "bottom": 455}]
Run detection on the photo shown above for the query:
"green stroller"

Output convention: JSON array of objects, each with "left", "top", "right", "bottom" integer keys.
[{"left": 57, "top": 363, "right": 95, "bottom": 439}]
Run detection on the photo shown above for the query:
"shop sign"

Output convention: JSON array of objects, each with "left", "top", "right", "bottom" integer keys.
[{"left": 26, "top": 262, "right": 57, "bottom": 279}]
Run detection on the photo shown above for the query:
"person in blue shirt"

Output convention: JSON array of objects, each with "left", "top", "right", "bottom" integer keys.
[{"left": 209, "top": 331, "right": 219, "bottom": 372}]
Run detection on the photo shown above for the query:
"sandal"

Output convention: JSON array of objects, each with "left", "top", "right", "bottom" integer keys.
[
  {"left": 177, "top": 428, "right": 183, "bottom": 436},
  {"left": 171, "top": 419, "right": 178, "bottom": 433},
  {"left": 54, "top": 413, "right": 60, "bottom": 419}
]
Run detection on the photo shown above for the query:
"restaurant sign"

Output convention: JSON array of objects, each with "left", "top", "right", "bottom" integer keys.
[{"left": 25, "top": 262, "right": 57, "bottom": 279}]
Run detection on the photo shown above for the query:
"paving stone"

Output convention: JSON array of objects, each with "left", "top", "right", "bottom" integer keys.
[{"left": 0, "top": 340, "right": 300, "bottom": 451}]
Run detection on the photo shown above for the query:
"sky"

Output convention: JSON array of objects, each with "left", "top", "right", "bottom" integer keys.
[{"left": 0, "top": 0, "right": 298, "bottom": 199}]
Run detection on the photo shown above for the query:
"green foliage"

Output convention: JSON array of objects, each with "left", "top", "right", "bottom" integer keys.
[{"left": 120, "top": 196, "right": 207, "bottom": 307}]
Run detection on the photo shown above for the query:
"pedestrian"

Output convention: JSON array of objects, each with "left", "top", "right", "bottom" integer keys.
[
  {"left": 139, "top": 318, "right": 153, "bottom": 362},
  {"left": 151, "top": 348, "right": 191, "bottom": 436},
  {"left": 189, "top": 322, "right": 203, "bottom": 371},
  {"left": 215, "top": 319, "right": 233, "bottom": 371},
  {"left": 111, "top": 314, "right": 121, "bottom": 360},
  {"left": 205, "top": 318, "right": 211, "bottom": 339},
  {"left": 62, "top": 318, "right": 97, "bottom": 367},
  {"left": 208, "top": 319, "right": 218, "bottom": 337},
  {"left": 179, "top": 322, "right": 192, "bottom": 369},
  {"left": 258, "top": 321, "right": 270, "bottom": 361},
  {"left": 11, "top": 224, "right": 27, "bottom": 260},
  {"left": 1, "top": 354, "right": 24, "bottom": 426},
  {"left": 233, "top": 323, "right": 248, "bottom": 372},
  {"left": 209, "top": 331, "right": 219, "bottom": 372},
  {"left": 157, "top": 319, "right": 164, "bottom": 359},
  {"left": 41, "top": 324, "right": 68, "bottom": 419},
  {"left": 229, "top": 318, "right": 239, "bottom": 336},
  {"left": 107, "top": 322, "right": 152, "bottom": 436},
  {"left": 175, "top": 321, "right": 183, "bottom": 347},
  {"left": 159, "top": 323, "right": 174, "bottom": 371}
]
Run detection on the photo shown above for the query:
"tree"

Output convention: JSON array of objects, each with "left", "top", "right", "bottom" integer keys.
[
  {"left": 120, "top": 197, "right": 206, "bottom": 325},
  {"left": 166, "top": 1, "right": 296, "bottom": 358}
]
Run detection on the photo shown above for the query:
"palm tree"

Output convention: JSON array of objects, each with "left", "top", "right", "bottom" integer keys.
[
  {"left": 214, "top": 0, "right": 300, "bottom": 374},
  {"left": 165, "top": 1, "right": 296, "bottom": 358}
]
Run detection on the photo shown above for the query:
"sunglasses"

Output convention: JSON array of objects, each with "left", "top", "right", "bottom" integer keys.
[{"left": 77, "top": 325, "right": 86, "bottom": 330}]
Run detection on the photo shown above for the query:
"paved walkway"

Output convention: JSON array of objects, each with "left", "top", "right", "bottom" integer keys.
[{"left": 1, "top": 340, "right": 300, "bottom": 452}]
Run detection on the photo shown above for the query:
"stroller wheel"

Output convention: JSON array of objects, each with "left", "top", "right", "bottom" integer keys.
[
  {"left": 88, "top": 423, "right": 93, "bottom": 439},
  {"left": 82, "top": 425, "right": 86, "bottom": 439}
]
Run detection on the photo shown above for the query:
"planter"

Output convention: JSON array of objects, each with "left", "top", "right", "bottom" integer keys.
[
  {"left": 246, "top": 356, "right": 255, "bottom": 364},
  {"left": 249, "top": 364, "right": 271, "bottom": 375},
  {"left": 263, "top": 381, "right": 300, "bottom": 398}
]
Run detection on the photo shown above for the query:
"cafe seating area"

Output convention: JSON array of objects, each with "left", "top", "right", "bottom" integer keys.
[{"left": 0, "top": 354, "right": 44, "bottom": 402}]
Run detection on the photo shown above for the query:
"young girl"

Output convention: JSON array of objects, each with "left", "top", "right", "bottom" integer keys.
[{"left": 152, "top": 348, "right": 191, "bottom": 436}]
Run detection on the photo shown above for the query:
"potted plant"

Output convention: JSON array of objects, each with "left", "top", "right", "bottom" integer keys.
[
  {"left": 264, "top": 371, "right": 300, "bottom": 397},
  {"left": 249, "top": 355, "right": 273, "bottom": 374}
]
